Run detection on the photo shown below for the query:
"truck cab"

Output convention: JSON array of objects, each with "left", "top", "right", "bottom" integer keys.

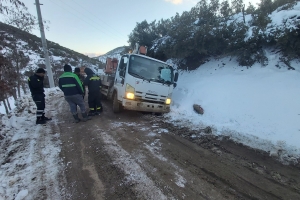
[{"left": 100, "top": 46, "right": 178, "bottom": 113}]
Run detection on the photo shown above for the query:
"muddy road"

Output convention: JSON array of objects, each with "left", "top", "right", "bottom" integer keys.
[{"left": 55, "top": 98, "right": 300, "bottom": 200}]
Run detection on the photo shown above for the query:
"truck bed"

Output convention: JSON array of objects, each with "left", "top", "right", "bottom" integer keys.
[{"left": 100, "top": 74, "right": 115, "bottom": 98}]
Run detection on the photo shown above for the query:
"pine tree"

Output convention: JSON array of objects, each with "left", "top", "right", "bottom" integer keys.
[
  {"left": 128, "top": 20, "right": 157, "bottom": 50},
  {"left": 258, "top": 0, "right": 274, "bottom": 15},
  {"left": 245, "top": 2, "right": 256, "bottom": 14},
  {"left": 231, "top": 0, "right": 244, "bottom": 14},
  {"left": 220, "top": 0, "right": 232, "bottom": 19}
]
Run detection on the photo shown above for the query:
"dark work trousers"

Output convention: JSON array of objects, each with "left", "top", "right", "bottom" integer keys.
[
  {"left": 65, "top": 94, "right": 87, "bottom": 115},
  {"left": 88, "top": 91, "right": 102, "bottom": 113},
  {"left": 32, "top": 94, "right": 45, "bottom": 120}
]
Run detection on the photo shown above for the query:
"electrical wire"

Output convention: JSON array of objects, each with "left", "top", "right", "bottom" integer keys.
[
  {"left": 49, "top": 0, "right": 126, "bottom": 45},
  {"left": 69, "top": 0, "right": 124, "bottom": 40}
]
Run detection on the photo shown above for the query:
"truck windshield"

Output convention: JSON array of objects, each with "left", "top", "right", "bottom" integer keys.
[{"left": 128, "top": 55, "right": 174, "bottom": 84}]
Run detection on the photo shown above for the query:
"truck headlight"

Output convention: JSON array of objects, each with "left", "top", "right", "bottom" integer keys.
[
  {"left": 165, "top": 98, "right": 171, "bottom": 105},
  {"left": 126, "top": 84, "right": 135, "bottom": 100},
  {"left": 126, "top": 92, "right": 135, "bottom": 99}
]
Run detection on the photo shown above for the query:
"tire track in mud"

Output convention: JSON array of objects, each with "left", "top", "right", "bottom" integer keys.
[
  {"left": 105, "top": 119, "right": 229, "bottom": 199},
  {"left": 53, "top": 93, "right": 300, "bottom": 200},
  {"left": 155, "top": 121, "right": 300, "bottom": 200},
  {"left": 54, "top": 97, "right": 98, "bottom": 200},
  {"left": 56, "top": 95, "right": 144, "bottom": 199},
  {"left": 92, "top": 125, "right": 169, "bottom": 200},
  {"left": 79, "top": 140, "right": 105, "bottom": 200},
  {"left": 105, "top": 114, "right": 300, "bottom": 199}
]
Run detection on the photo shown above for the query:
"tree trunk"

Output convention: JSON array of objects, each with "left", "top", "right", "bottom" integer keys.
[
  {"left": 12, "top": 88, "right": 17, "bottom": 100},
  {"left": 242, "top": 4, "right": 245, "bottom": 24},
  {"left": 21, "top": 82, "right": 27, "bottom": 95},
  {"left": 2, "top": 100, "right": 9, "bottom": 115},
  {"left": 17, "top": 65, "right": 21, "bottom": 98},
  {"left": 17, "top": 81, "right": 21, "bottom": 97},
  {"left": 6, "top": 98, "right": 11, "bottom": 110}
]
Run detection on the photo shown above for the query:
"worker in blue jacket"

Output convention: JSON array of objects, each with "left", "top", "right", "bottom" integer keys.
[
  {"left": 84, "top": 67, "right": 103, "bottom": 116},
  {"left": 59, "top": 64, "right": 91, "bottom": 123}
]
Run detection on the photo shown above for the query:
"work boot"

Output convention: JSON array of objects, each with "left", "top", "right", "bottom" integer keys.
[
  {"left": 36, "top": 118, "right": 46, "bottom": 125},
  {"left": 72, "top": 114, "right": 81, "bottom": 123},
  {"left": 88, "top": 111, "right": 95, "bottom": 116},
  {"left": 42, "top": 115, "right": 52, "bottom": 121},
  {"left": 82, "top": 112, "right": 92, "bottom": 122}
]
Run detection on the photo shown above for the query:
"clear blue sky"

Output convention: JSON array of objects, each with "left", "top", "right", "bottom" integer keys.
[{"left": 26, "top": 0, "right": 258, "bottom": 57}]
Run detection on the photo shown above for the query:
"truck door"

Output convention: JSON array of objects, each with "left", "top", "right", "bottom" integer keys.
[{"left": 115, "top": 55, "right": 128, "bottom": 100}]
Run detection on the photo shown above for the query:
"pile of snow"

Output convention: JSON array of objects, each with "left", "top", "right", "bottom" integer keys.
[{"left": 166, "top": 50, "right": 300, "bottom": 164}]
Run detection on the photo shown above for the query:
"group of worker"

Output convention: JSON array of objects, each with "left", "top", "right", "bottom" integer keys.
[{"left": 28, "top": 64, "right": 103, "bottom": 124}]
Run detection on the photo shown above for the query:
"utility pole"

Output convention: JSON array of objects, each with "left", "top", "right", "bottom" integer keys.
[{"left": 35, "top": 0, "right": 55, "bottom": 88}]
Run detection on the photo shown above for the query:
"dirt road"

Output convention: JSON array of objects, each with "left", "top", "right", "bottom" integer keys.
[{"left": 54, "top": 98, "right": 300, "bottom": 200}]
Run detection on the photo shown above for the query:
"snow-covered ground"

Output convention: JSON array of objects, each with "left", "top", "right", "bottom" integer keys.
[
  {"left": 166, "top": 51, "right": 300, "bottom": 163},
  {"left": 1, "top": 53, "right": 299, "bottom": 199},
  {"left": 0, "top": 96, "right": 16, "bottom": 114},
  {"left": 0, "top": 2, "right": 300, "bottom": 199},
  {"left": 0, "top": 88, "right": 64, "bottom": 200}
]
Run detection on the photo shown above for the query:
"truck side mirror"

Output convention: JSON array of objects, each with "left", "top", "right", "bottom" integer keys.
[{"left": 174, "top": 72, "right": 179, "bottom": 82}]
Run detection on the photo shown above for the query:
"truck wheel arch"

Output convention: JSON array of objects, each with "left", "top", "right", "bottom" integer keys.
[{"left": 112, "top": 90, "right": 121, "bottom": 113}]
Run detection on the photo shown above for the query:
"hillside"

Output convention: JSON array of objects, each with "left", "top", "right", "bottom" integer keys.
[
  {"left": 1, "top": 1, "right": 300, "bottom": 199},
  {"left": 0, "top": 52, "right": 299, "bottom": 199},
  {"left": 94, "top": 46, "right": 129, "bottom": 65},
  {"left": 0, "top": 21, "right": 105, "bottom": 112},
  {"left": 0, "top": 22, "right": 102, "bottom": 87},
  {"left": 128, "top": 1, "right": 300, "bottom": 69}
]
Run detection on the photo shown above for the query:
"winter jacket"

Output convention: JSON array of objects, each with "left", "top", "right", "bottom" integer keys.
[
  {"left": 28, "top": 74, "right": 45, "bottom": 96},
  {"left": 75, "top": 73, "right": 86, "bottom": 94},
  {"left": 59, "top": 72, "right": 84, "bottom": 96},
  {"left": 84, "top": 68, "right": 102, "bottom": 93}
]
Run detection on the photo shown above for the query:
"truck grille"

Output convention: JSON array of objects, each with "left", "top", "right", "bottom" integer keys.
[{"left": 135, "top": 91, "right": 166, "bottom": 104}]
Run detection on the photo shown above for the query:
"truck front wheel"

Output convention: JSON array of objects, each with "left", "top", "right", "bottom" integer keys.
[{"left": 113, "top": 93, "right": 121, "bottom": 113}]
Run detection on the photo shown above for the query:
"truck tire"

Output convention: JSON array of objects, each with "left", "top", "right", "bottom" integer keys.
[{"left": 113, "top": 93, "right": 120, "bottom": 113}]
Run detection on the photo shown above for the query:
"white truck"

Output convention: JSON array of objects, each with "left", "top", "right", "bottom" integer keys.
[{"left": 100, "top": 44, "right": 178, "bottom": 113}]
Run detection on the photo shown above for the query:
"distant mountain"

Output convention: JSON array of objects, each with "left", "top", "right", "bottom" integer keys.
[{"left": 94, "top": 46, "right": 130, "bottom": 64}]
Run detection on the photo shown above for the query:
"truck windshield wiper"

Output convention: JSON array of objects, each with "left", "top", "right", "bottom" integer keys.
[
  {"left": 129, "top": 72, "right": 149, "bottom": 82},
  {"left": 165, "top": 80, "right": 172, "bottom": 85},
  {"left": 155, "top": 79, "right": 172, "bottom": 86},
  {"left": 155, "top": 79, "right": 165, "bottom": 85}
]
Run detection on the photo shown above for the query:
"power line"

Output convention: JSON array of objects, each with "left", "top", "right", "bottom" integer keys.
[
  {"left": 51, "top": 0, "right": 122, "bottom": 42},
  {"left": 49, "top": 0, "right": 126, "bottom": 45},
  {"left": 70, "top": 0, "right": 125, "bottom": 40}
]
